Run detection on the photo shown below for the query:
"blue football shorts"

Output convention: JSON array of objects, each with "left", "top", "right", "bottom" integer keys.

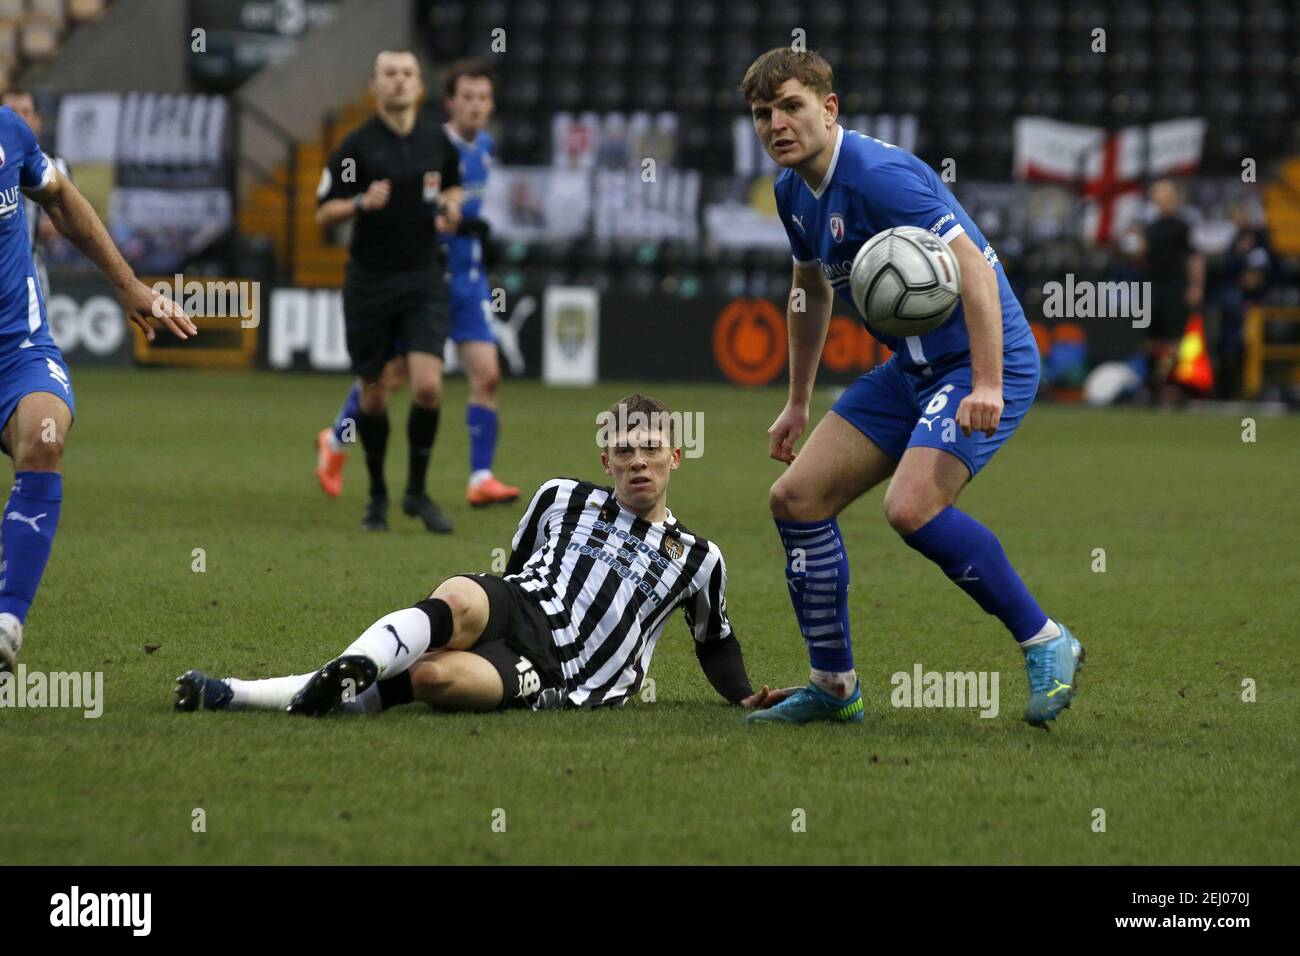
[
  {"left": 831, "top": 333, "right": 1040, "bottom": 478},
  {"left": 448, "top": 273, "right": 496, "bottom": 344},
  {"left": 0, "top": 346, "right": 75, "bottom": 454}
]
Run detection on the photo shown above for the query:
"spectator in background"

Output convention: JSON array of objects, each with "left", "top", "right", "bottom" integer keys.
[
  {"left": 1216, "top": 205, "right": 1271, "bottom": 400},
  {"left": 1134, "top": 178, "right": 1205, "bottom": 406}
]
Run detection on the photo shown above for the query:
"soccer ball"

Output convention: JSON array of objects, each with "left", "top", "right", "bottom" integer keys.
[{"left": 849, "top": 226, "right": 962, "bottom": 337}]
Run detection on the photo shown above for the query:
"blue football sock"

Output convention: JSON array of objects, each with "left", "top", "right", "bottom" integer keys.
[
  {"left": 775, "top": 517, "right": 855, "bottom": 673},
  {"left": 902, "top": 506, "right": 1048, "bottom": 643},
  {"left": 332, "top": 382, "right": 361, "bottom": 446},
  {"left": 467, "top": 403, "right": 498, "bottom": 476},
  {"left": 0, "top": 471, "right": 63, "bottom": 623}
]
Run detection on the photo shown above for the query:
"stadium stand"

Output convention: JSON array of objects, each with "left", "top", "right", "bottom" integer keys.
[{"left": 0, "top": 0, "right": 106, "bottom": 92}]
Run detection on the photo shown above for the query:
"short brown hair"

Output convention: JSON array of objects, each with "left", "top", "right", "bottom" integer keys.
[
  {"left": 444, "top": 58, "right": 494, "bottom": 98},
  {"left": 739, "top": 47, "right": 833, "bottom": 104},
  {"left": 600, "top": 393, "right": 676, "bottom": 447},
  {"left": 370, "top": 49, "right": 420, "bottom": 78}
]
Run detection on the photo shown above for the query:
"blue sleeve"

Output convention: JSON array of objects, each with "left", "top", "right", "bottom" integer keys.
[
  {"left": 774, "top": 176, "right": 817, "bottom": 264},
  {"left": 859, "top": 154, "right": 964, "bottom": 244},
  {"left": 12, "top": 115, "right": 52, "bottom": 191}
]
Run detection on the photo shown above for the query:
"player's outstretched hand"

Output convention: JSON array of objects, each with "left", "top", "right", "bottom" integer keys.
[
  {"left": 740, "top": 685, "right": 797, "bottom": 710},
  {"left": 121, "top": 278, "right": 197, "bottom": 341},
  {"left": 956, "top": 385, "right": 1003, "bottom": 438},
  {"left": 768, "top": 401, "right": 809, "bottom": 463}
]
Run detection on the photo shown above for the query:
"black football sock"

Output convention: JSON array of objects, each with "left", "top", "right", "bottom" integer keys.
[
  {"left": 414, "top": 597, "right": 454, "bottom": 648},
  {"left": 377, "top": 672, "right": 414, "bottom": 711},
  {"left": 357, "top": 411, "right": 390, "bottom": 500},
  {"left": 406, "top": 404, "right": 440, "bottom": 497}
]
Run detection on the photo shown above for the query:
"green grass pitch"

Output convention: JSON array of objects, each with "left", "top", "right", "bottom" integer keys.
[{"left": 3, "top": 368, "right": 1296, "bottom": 864}]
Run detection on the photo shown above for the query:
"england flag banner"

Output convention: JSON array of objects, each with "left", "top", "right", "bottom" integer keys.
[{"left": 1013, "top": 116, "right": 1206, "bottom": 242}]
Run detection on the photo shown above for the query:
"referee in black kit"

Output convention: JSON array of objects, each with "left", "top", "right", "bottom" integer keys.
[{"left": 316, "top": 50, "right": 462, "bottom": 532}]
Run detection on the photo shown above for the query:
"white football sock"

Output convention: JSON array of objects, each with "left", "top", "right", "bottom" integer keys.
[
  {"left": 1020, "top": 618, "right": 1062, "bottom": 648},
  {"left": 342, "top": 606, "right": 434, "bottom": 678},
  {"left": 227, "top": 672, "right": 315, "bottom": 711},
  {"left": 810, "top": 668, "right": 858, "bottom": 700},
  {"left": 469, "top": 469, "right": 493, "bottom": 488},
  {"left": 326, "top": 430, "right": 348, "bottom": 454}
]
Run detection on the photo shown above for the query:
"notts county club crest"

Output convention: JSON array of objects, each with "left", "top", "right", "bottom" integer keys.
[
  {"left": 661, "top": 531, "right": 684, "bottom": 560},
  {"left": 829, "top": 214, "right": 845, "bottom": 242},
  {"left": 555, "top": 305, "right": 589, "bottom": 360}
]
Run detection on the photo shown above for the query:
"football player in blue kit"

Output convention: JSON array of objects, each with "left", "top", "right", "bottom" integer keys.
[
  {"left": 739, "top": 49, "right": 1083, "bottom": 727},
  {"left": 0, "top": 106, "right": 195, "bottom": 671},
  {"left": 317, "top": 59, "right": 518, "bottom": 508}
]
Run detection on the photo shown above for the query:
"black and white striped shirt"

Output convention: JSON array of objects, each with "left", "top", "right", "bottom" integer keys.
[{"left": 504, "top": 477, "right": 733, "bottom": 708}]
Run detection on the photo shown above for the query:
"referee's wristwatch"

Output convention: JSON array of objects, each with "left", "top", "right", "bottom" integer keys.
[{"left": 352, "top": 193, "right": 367, "bottom": 214}]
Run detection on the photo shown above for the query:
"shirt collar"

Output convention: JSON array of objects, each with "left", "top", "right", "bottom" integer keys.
[
  {"left": 443, "top": 122, "right": 473, "bottom": 149},
  {"left": 807, "top": 124, "right": 844, "bottom": 201}
]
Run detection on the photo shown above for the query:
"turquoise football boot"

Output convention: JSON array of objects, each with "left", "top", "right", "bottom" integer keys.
[
  {"left": 746, "top": 680, "right": 865, "bottom": 724},
  {"left": 1023, "top": 624, "right": 1085, "bottom": 727}
]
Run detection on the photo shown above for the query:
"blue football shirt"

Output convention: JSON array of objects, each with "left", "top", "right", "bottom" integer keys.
[
  {"left": 0, "top": 107, "right": 54, "bottom": 355},
  {"left": 775, "top": 125, "right": 1032, "bottom": 372},
  {"left": 440, "top": 124, "right": 492, "bottom": 282}
]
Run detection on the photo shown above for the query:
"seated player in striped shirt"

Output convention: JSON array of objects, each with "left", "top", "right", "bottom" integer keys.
[{"left": 175, "top": 394, "right": 787, "bottom": 716}]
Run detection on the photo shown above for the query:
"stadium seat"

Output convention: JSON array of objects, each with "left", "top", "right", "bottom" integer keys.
[
  {"left": 630, "top": 32, "right": 674, "bottom": 71},
  {"left": 588, "top": 72, "right": 628, "bottom": 112},
  {"left": 683, "top": 0, "right": 718, "bottom": 31},
  {"left": 513, "top": 33, "right": 549, "bottom": 67},
  {"left": 513, "top": 0, "right": 548, "bottom": 30},
  {"left": 891, "top": 0, "right": 933, "bottom": 32},
  {"left": 27, "top": 0, "right": 65, "bottom": 23},
  {"left": 592, "top": 0, "right": 633, "bottom": 29},
  {"left": 548, "top": 69, "right": 585, "bottom": 112},
  {"left": 19, "top": 18, "right": 61, "bottom": 62},
  {"left": 555, "top": 0, "right": 592, "bottom": 29},
  {"left": 933, "top": 0, "right": 977, "bottom": 33},
  {"left": 546, "top": 31, "right": 587, "bottom": 69},
  {"left": 588, "top": 35, "right": 629, "bottom": 69}
]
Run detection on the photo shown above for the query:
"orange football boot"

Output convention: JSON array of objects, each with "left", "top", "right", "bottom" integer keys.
[
  {"left": 467, "top": 475, "right": 520, "bottom": 507},
  {"left": 316, "top": 428, "right": 349, "bottom": 498}
]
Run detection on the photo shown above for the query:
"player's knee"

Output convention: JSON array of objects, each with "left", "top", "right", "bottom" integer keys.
[
  {"left": 411, "top": 380, "right": 442, "bottom": 409},
  {"left": 769, "top": 477, "right": 823, "bottom": 522},
  {"left": 409, "top": 658, "right": 449, "bottom": 696},
  {"left": 431, "top": 579, "right": 473, "bottom": 623},
  {"left": 357, "top": 381, "right": 387, "bottom": 413},
  {"left": 883, "top": 491, "right": 935, "bottom": 536},
  {"left": 12, "top": 430, "right": 64, "bottom": 471},
  {"left": 473, "top": 366, "right": 500, "bottom": 398},
  {"left": 381, "top": 361, "right": 407, "bottom": 392}
]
